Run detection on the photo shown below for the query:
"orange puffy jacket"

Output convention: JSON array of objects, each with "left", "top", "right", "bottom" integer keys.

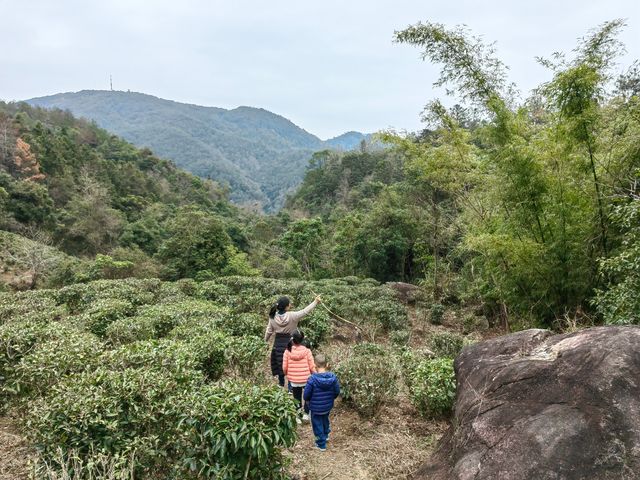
[{"left": 283, "top": 344, "right": 315, "bottom": 384}]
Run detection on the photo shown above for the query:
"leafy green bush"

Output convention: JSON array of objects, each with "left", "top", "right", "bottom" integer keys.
[
  {"left": 177, "top": 382, "right": 297, "bottom": 480},
  {"left": 428, "top": 331, "right": 465, "bottom": 358},
  {"left": 0, "top": 289, "right": 61, "bottom": 325},
  {"left": 409, "top": 357, "right": 456, "bottom": 417},
  {"left": 216, "top": 312, "right": 264, "bottom": 338},
  {"left": 8, "top": 331, "right": 103, "bottom": 400},
  {"left": 105, "top": 300, "right": 227, "bottom": 345},
  {"left": 167, "top": 326, "right": 229, "bottom": 381},
  {"left": 26, "top": 367, "right": 200, "bottom": 476},
  {"left": 76, "top": 298, "right": 136, "bottom": 337},
  {"left": 56, "top": 279, "right": 160, "bottom": 314},
  {"left": 225, "top": 336, "right": 269, "bottom": 380},
  {"left": 390, "top": 329, "right": 411, "bottom": 347},
  {"left": 335, "top": 343, "right": 398, "bottom": 417},
  {"left": 101, "top": 340, "right": 207, "bottom": 383},
  {"left": 0, "top": 320, "right": 82, "bottom": 408},
  {"left": 429, "top": 303, "right": 446, "bottom": 325}
]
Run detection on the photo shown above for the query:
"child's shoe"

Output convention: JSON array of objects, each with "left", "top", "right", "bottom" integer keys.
[
  {"left": 296, "top": 417, "right": 302, "bottom": 425},
  {"left": 302, "top": 413, "right": 310, "bottom": 422}
]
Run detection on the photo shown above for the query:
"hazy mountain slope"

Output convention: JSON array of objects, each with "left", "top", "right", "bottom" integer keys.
[{"left": 27, "top": 91, "right": 332, "bottom": 211}]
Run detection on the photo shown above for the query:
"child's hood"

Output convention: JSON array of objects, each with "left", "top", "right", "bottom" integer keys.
[
  {"left": 288, "top": 344, "right": 309, "bottom": 361},
  {"left": 312, "top": 371, "right": 338, "bottom": 389}
]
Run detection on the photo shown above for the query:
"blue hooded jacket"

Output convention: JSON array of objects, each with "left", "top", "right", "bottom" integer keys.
[{"left": 303, "top": 371, "right": 340, "bottom": 415}]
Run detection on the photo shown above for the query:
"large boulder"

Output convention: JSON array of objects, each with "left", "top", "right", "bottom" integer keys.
[{"left": 416, "top": 327, "right": 640, "bottom": 480}]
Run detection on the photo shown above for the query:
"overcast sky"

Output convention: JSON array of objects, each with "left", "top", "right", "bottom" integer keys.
[{"left": 1, "top": 0, "right": 639, "bottom": 139}]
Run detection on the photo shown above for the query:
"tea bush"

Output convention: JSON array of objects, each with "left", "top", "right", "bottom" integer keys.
[
  {"left": 105, "top": 300, "right": 228, "bottom": 345},
  {"left": 429, "top": 303, "right": 446, "bottom": 325},
  {"left": 101, "top": 339, "right": 214, "bottom": 383},
  {"left": 56, "top": 279, "right": 161, "bottom": 314},
  {"left": 26, "top": 367, "right": 201, "bottom": 475},
  {"left": 225, "top": 336, "right": 269, "bottom": 380},
  {"left": 0, "top": 289, "right": 61, "bottom": 325},
  {"left": 335, "top": 343, "right": 399, "bottom": 417},
  {"left": 76, "top": 298, "right": 136, "bottom": 337},
  {"left": 177, "top": 382, "right": 297, "bottom": 480},
  {"left": 428, "top": 331, "right": 465, "bottom": 358},
  {"left": 7, "top": 331, "right": 103, "bottom": 400},
  {"left": 409, "top": 357, "right": 456, "bottom": 417}
]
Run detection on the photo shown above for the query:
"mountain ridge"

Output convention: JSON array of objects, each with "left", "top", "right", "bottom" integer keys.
[{"left": 25, "top": 90, "right": 372, "bottom": 211}]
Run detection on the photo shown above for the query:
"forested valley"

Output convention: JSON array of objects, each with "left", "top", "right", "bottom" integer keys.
[{"left": 1, "top": 19, "right": 640, "bottom": 480}]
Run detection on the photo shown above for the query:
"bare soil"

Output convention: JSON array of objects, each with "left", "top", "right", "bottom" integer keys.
[{"left": 0, "top": 416, "right": 32, "bottom": 480}]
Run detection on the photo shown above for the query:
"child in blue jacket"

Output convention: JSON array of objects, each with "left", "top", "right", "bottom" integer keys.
[{"left": 303, "top": 353, "right": 340, "bottom": 451}]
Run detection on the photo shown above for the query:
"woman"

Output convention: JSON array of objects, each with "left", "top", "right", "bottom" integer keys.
[{"left": 264, "top": 295, "right": 321, "bottom": 387}]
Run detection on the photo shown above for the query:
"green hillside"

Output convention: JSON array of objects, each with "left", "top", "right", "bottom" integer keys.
[
  {"left": 0, "top": 101, "right": 259, "bottom": 287},
  {"left": 26, "top": 91, "right": 371, "bottom": 212}
]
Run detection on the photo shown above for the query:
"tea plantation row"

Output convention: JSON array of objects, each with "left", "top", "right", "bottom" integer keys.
[{"left": 2, "top": 276, "right": 452, "bottom": 479}]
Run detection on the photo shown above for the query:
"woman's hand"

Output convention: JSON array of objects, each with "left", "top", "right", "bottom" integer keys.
[{"left": 315, "top": 295, "right": 322, "bottom": 303}]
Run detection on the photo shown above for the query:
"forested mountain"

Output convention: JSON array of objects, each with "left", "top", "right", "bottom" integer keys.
[
  {"left": 0, "top": 101, "right": 257, "bottom": 287},
  {"left": 26, "top": 91, "right": 371, "bottom": 211}
]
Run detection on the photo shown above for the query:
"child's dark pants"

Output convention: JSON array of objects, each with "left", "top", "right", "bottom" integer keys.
[
  {"left": 310, "top": 412, "right": 330, "bottom": 449},
  {"left": 291, "top": 386, "right": 310, "bottom": 415}
]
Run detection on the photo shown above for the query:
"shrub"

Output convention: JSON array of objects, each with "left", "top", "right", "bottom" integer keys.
[
  {"left": 8, "top": 331, "right": 103, "bottom": 401},
  {"left": 409, "top": 357, "right": 456, "bottom": 417},
  {"left": 335, "top": 343, "right": 398, "bottom": 417},
  {"left": 26, "top": 367, "right": 200, "bottom": 476},
  {"left": 428, "top": 331, "right": 465, "bottom": 358},
  {"left": 0, "top": 289, "right": 61, "bottom": 325},
  {"left": 212, "top": 312, "right": 262, "bottom": 338},
  {"left": 76, "top": 299, "right": 136, "bottom": 337},
  {"left": 390, "top": 329, "right": 411, "bottom": 347},
  {"left": 429, "top": 303, "right": 446, "bottom": 325},
  {"left": 105, "top": 300, "right": 227, "bottom": 345},
  {"left": 101, "top": 339, "right": 207, "bottom": 384},
  {"left": 225, "top": 336, "right": 269, "bottom": 380},
  {"left": 56, "top": 279, "right": 160, "bottom": 314},
  {"left": 177, "top": 382, "right": 297, "bottom": 479},
  {"left": 167, "top": 326, "right": 229, "bottom": 381}
]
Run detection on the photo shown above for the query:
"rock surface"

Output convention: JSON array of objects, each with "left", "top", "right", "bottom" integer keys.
[{"left": 415, "top": 327, "right": 640, "bottom": 480}]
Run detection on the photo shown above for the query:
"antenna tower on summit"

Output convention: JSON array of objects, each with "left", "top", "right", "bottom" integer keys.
[{"left": 110, "top": 75, "right": 113, "bottom": 91}]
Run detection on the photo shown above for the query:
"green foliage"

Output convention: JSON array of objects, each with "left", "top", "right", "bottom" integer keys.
[
  {"left": 335, "top": 343, "right": 399, "bottom": 417},
  {"left": 26, "top": 367, "right": 201, "bottom": 475},
  {"left": 105, "top": 300, "right": 227, "bottom": 345},
  {"left": 595, "top": 199, "right": 640, "bottom": 324},
  {"left": 7, "top": 331, "right": 103, "bottom": 400},
  {"left": 156, "top": 207, "right": 236, "bottom": 280},
  {"left": 429, "top": 303, "right": 446, "bottom": 325},
  {"left": 409, "top": 357, "right": 456, "bottom": 417},
  {"left": 76, "top": 298, "right": 136, "bottom": 337},
  {"left": 428, "top": 331, "right": 465, "bottom": 358},
  {"left": 225, "top": 336, "right": 269, "bottom": 380},
  {"left": 178, "top": 382, "right": 298, "bottom": 479}
]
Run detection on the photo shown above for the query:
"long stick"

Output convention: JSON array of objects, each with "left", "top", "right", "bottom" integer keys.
[{"left": 310, "top": 290, "right": 362, "bottom": 332}]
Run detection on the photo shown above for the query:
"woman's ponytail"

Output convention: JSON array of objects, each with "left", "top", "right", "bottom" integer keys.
[{"left": 269, "top": 303, "right": 277, "bottom": 319}]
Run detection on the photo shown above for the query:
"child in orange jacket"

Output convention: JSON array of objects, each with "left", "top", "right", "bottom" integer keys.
[{"left": 283, "top": 330, "right": 315, "bottom": 422}]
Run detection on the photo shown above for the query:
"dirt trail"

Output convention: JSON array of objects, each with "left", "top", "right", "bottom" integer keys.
[
  {"left": 0, "top": 416, "right": 32, "bottom": 480},
  {"left": 287, "top": 397, "right": 447, "bottom": 480}
]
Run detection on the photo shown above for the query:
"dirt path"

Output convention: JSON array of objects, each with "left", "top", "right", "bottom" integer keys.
[
  {"left": 0, "top": 416, "right": 32, "bottom": 480},
  {"left": 287, "top": 398, "right": 447, "bottom": 480}
]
